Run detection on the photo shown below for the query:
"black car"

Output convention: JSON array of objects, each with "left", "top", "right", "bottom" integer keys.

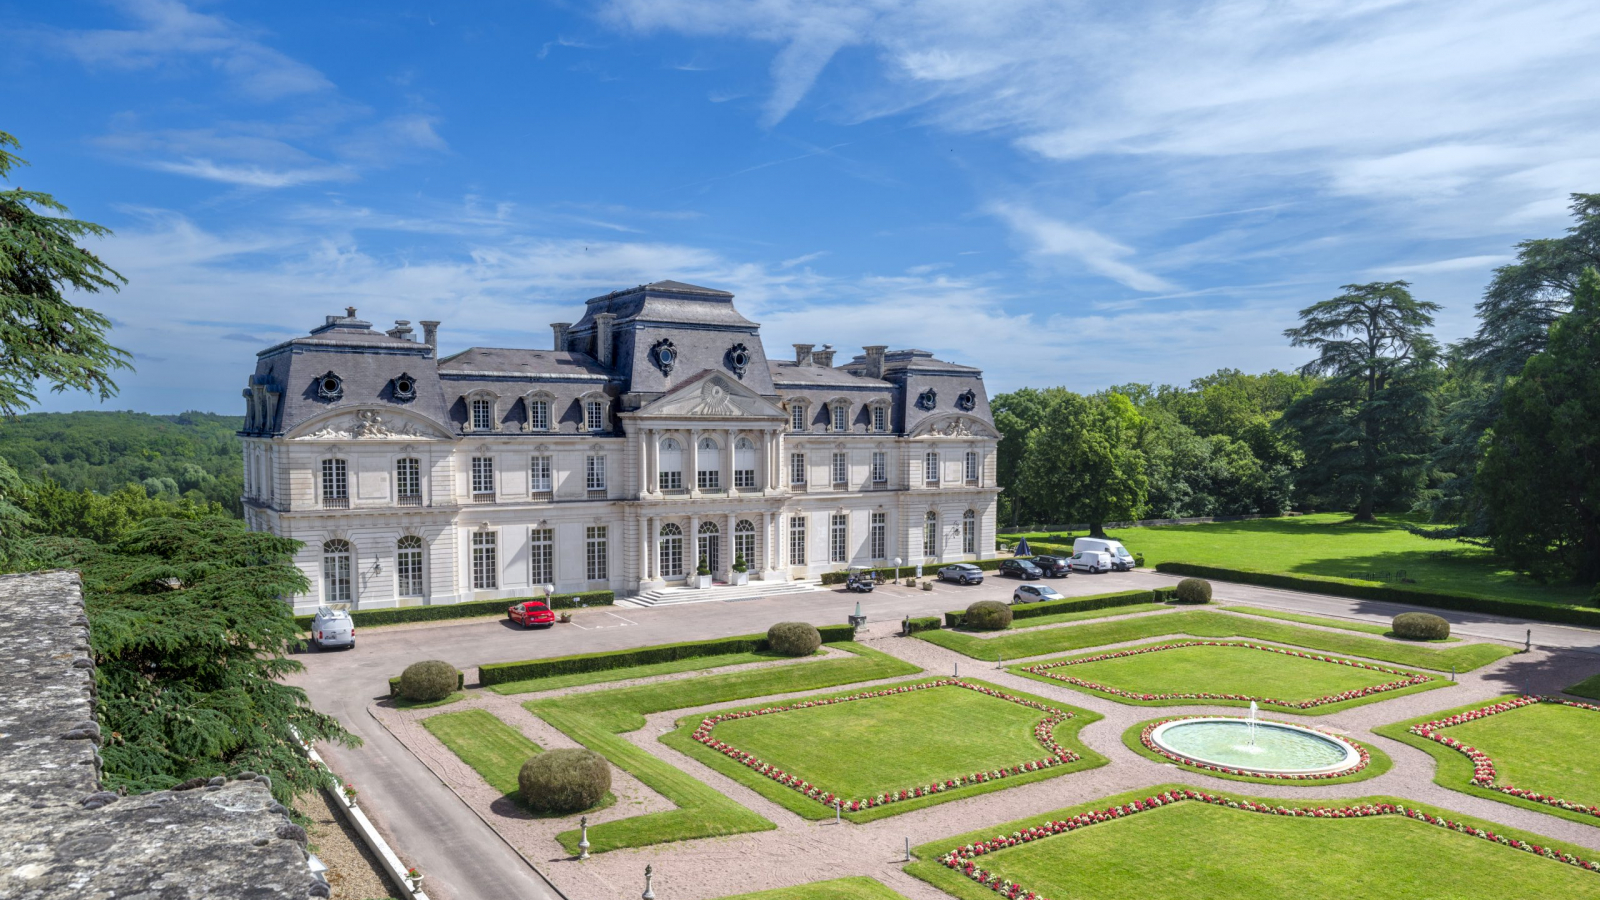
[
  {"left": 997, "top": 559, "right": 1042, "bottom": 580},
  {"left": 1031, "top": 555, "right": 1070, "bottom": 577}
]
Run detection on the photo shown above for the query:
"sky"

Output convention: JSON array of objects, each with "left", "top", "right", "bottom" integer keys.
[{"left": 6, "top": 0, "right": 1599, "bottom": 415}]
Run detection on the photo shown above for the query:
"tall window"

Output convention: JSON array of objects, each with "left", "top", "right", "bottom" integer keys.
[
  {"left": 660, "top": 438, "right": 683, "bottom": 490},
  {"left": 586, "top": 454, "right": 606, "bottom": 491},
  {"left": 397, "top": 536, "right": 424, "bottom": 597},
  {"left": 831, "top": 403, "right": 848, "bottom": 432},
  {"left": 527, "top": 398, "right": 550, "bottom": 431},
  {"left": 396, "top": 457, "right": 421, "bottom": 505},
  {"left": 529, "top": 528, "right": 554, "bottom": 585},
  {"left": 321, "top": 458, "right": 348, "bottom": 508},
  {"left": 962, "top": 509, "right": 976, "bottom": 555},
  {"left": 872, "top": 404, "right": 887, "bottom": 433},
  {"left": 471, "top": 398, "right": 493, "bottom": 431},
  {"left": 789, "top": 515, "right": 806, "bottom": 566},
  {"left": 734, "top": 437, "right": 756, "bottom": 488},
  {"left": 734, "top": 519, "right": 756, "bottom": 569},
  {"left": 871, "top": 450, "right": 888, "bottom": 484},
  {"left": 870, "top": 511, "right": 886, "bottom": 559},
  {"left": 790, "top": 451, "right": 806, "bottom": 486},
  {"left": 924, "top": 450, "right": 940, "bottom": 484},
  {"left": 831, "top": 451, "right": 848, "bottom": 486},
  {"left": 471, "top": 456, "right": 495, "bottom": 501},
  {"left": 530, "top": 455, "right": 552, "bottom": 494},
  {"left": 659, "top": 523, "right": 684, "bottom": 578},
  {"left": 697, "top": 437, "right": 721, "bottom": 490},
  {"left": 965, "top": 450, "right": 979, "bottom": 483},
  {"left": 584, "top": 399, "right": 605, "bottom": 432},
  {"left": 471, "top": 531, "right": 498, "bottom": 589},
  {"left": 322, "top": 539, "right": 352, "bottom": 603},
  {"left": 586, "top": 526, "right": 608, "bottom": 581},
  {"left": 830, "top": 513, "right": 848, "bottom": 563},
  {"left": 924, "top": 510, "right": 939, "bottom": 558},
  {"left": 790, "top": 403, "right": 807, "bottom": 431}
]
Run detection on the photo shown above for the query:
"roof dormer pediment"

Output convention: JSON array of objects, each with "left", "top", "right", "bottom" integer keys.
[{"left": 631, "top": 370, "right": 785, "bottom": 421}]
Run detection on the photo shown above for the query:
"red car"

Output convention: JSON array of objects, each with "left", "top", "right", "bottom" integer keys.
[{"left": 508, "top": 600, "right": 556, "bottom": 628}]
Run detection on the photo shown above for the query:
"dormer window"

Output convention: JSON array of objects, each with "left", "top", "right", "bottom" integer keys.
[
  {"left": 584, "top": 398, "right": 606, "bottom": 432},
  {"left": 471, "top": 398, "right": 493, "bottom": 431},
  {"left": 392, "top": 373, "right": 417, "bottom": 402},
  {"left": 317, "top": 372, "right": 343, "bottom": 401},
  {"left": 830, "top": 401, "right": 849, "bottom": 432},
  {"left": 789, "top": 402, "right": 807, "bottom": 432},
  {"left": 871, "top": 402, "right": 888, "bottom": 433}
]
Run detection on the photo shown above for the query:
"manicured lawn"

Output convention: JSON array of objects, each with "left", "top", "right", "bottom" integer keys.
[
  {"left": 393, "top": 691, "right": 467, "bottom": 709},
  {"left": 997, "top": 602, "right": 1170, "bottom": 629},
  {"left": 421, "top": 709, "right": 541, "bottom": 797},
  {"left": 667, "top": 679, "right": 1102, "bottom": 822},
  {"left": 1224, "top": 605, "right": 1459, "bottom": 641},
  {"left": 1012, "top": 640, "right": 1442, "bottom": 714},
  {"left": 1568, "top": 674, "right": 1600, "bottom": 701},
  {"left": 919, "top": 609, "right": 1513, "bottom": 672},
  {"left": 710, "top": 878, "right": 910, "bottom": 900},
  {"left": 1120, "top": 716, "right": 1392, "bottom": 786},
  {"left": 1003, "top": 513, "right": 1586, "bottom": 605},
  {"left": 487, "top": 649, "right": 815, "bottom": 695},
  {"left": 524, "top": 642, "right": 921, "bottom": 853},
  {"left": 908, "top": 785, "right": 1600, "bottom": 900}
]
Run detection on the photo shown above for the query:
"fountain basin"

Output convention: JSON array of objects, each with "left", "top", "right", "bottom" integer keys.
[{"left": 1148, "top": 717, "right": 1363, "bottom": 775}]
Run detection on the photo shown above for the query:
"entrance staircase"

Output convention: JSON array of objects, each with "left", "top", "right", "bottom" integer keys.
[{"left": 620, "top": 580, "right": 820, "bottom": 608}]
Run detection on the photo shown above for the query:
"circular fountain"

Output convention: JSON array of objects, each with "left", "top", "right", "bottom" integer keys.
[{"left": 1148, "top": 716, "right": 1362, "bottom": 775}]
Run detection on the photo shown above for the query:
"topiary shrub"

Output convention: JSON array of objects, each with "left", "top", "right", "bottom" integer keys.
[
  {"left": 963, "top": 600, "right": 1013, "bottom": 631},
  {"left": 1392, "top": 612, "right": 1451, "bottom": 641},
  {"left": 518, "top": 749, "right": 610, "bottom": 813},
  {"left": 397, "top": 660, "right": 458, "bottom": 702},
  {"left": 1173, "top": 578, "right": 1212, "bottom": 604},
  {"left": 766, "top": 621, "right": 822, "bottom": 657}
]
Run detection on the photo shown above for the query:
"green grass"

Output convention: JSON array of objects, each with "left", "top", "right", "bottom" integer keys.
[
  {"left": 918, "top": 609, "right": 1514, "bottom": 672},
  {"left": 1567, "top": 674, "right": 1600, "bottom": 700},
  {"left": 1119, "top": 716, "right": 1392, "bottom": 785},
  {"left": 665, "top": 678, "right": 1104, "bottom": 823},
  {"left": 486, "top": 649, "right": 817, "bottom": 695},
  {"left": 1002, "top": 512, "right": 1588, "bottom": 606},
  {"left": 709, "top": 878, "right": 911, "bottom": 900},
  {"left": 907, "top": 784, "right": 1600, "bottom": 900},
  {"left": 1224, "top": 605, "right": 1460, "bottom": 641},
  {"left": 421, "top": 708, "right": 614, "bottom": 816},
  {"left": 995, "top": 602, "right": 1171, "bottom": 629},
  {"left": 392, "top": 691, "right": 467, "bottom": 710},
  {"left": 1009, "top": 639, "right": 1446, "bottom": 714},
  {"left": 1377, "top": 697, "right": 1600, "bottom": 828},
  {"left": 523, "top": 642, "right": 921, "bottom": 853}
]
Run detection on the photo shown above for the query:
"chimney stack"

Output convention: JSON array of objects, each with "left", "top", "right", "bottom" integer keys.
[
  {"left": 387, "top": 320, "right": 415, "bottom": 341},
  {"left": 551, "top": 322, "right": 571, "bottom": 352},
  {"left": 420, "top": 320, "right": 440, "bottom": 349},
  {"left": 793, "top": 343, "right": 814, "bottom": 366},
  {"left": 595, "top": 313, "right": 616, "bottom": 366},
  {"left": 813, "top": 344, "right": 836, "bottom": 368},
  {"left": 863, "top": 345, "right": 887, "bottom": 380}
]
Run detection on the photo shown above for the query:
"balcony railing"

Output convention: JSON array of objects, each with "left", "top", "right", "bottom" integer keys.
[
  {"left": 322, "top": 496, "right": 350, "bottom": 509},
  {"left": 471, "top": 492, "right": 496, "bottom": 504},
  {"left": 397, "top": 494, "right": 422, "bottom": 507}
]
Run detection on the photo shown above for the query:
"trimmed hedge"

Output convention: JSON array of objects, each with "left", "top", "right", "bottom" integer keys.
[
  {"left": 963, "top": 600, "right": 1013, "bottom": 631},
  {"left": 295, "top": 591, "right": 613, "bottom": 630},
  {"left": 905, "top": 616, "right": 942, "bottom": 634},
  {"left": 767, "top": 622, "right": 822, "bottom": 657},
  {"left": 519, "top": 748, "right": 611, "bottom": 813},
  {"left": 478, "top": 624, "right": 857, "bottom": 686},
  {"left": 1154, "top": 562, "right": 1600, "bottom": 627},
  {"left": 1174, "top": 578, "right": 1213, "bottom": 604},
  {"left": 388, "top": 668, "right": 464, "bottom": 698},
  {"left": 1393, "top": 612, "right": 1451, "bottom": 641},
  {"left": 944, "top": 589, "right": 1158, "bottom": 628}
]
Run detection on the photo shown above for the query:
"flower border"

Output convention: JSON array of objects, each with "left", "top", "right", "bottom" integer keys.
[
  {"left": 938, "top": 789, "right": 1600, "bottom": 899},
  {"left": 1409, "top": 695, "right": 1600, "bottom": 820},
  {"left": 1137, "top": 716, "right": 1370, "bottom": 780},
  {"left": 1021, "top": 640, "right": 1432, "bottom": 709},
  {"left": 690, "top": 679, "right": 1080, "bottom": 813}
]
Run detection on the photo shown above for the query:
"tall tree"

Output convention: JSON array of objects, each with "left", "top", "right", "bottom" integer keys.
[
  {"left": 992, "top": 387, "right": 1053, "bottom": 527},
  {"left": 1480, "top": 268, "right": 1600, "bottom": 583},
  {"left": 1016, "top": 390, "right": 1148, "bottom": 536},
  {"left": 1282, "top": 282, "right": 1441, "bottom": 521}
]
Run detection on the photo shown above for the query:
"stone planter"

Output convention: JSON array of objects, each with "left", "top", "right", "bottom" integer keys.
[
  {"left": 730, "top": 570, "right": 749, "bottom": 585},
  {"left": 690, "top": 574, "right": 713, "bottom": 589}
]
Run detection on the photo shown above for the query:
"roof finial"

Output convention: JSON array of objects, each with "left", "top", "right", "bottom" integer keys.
[{"left": 345, "top": 306, "right": 357, "bottom": 318}]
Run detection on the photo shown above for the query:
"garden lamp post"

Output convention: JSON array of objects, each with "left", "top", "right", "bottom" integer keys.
[
  {"left": 642, "top": 865, "right": 656, "bottom": 900},
  {"left": 894, "top": 557, "right": 902, "bottom": 583},
  {"left": 578, "top": 815, "right": 590, "bottom": 860}
]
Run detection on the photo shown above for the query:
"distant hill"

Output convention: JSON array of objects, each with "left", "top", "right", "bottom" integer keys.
[{"left": 0, "top": 411, "right": 244, "bottom": 516}]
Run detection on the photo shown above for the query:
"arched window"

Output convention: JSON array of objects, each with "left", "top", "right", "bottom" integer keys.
[
  {"left": 734, "top": 519, "right": 757, "bottom": 571},
  {"left": 659, "top": 438, "right": 683, "bottom": 491},
  {"left": 659, "top": 523, "right": 684, "bottom": 578},
  {"left": 962, "top": 509, "right": 976, "bottom": 555},
  {"left": 923, "top": 510, "right": 939, "bottom": 559},
  {"left": 697, "top": 437, "right": 721, "bottom": 490},
  {"left": 734, "top": 437, "right": 757, "bottom": 488},
  {"left": 397, "top": 536, "right": 424, "bottom": 597},
  {"left": 323, "top": 539, "right": 353, "bottom": 604},
  {"left": 470, "top": 397, "right": 494, "bottom": 431}
]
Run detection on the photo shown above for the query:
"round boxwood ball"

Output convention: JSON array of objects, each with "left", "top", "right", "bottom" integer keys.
[
  {"left": 518, "top": 748, "right": 610, "bottom": 813},
  {"left": 964, "top": 600, "right": 1013, "bottom": 631},
  {"left": 1173, "top": 578, "right": 1213, "bottom": 604},
  {"left": 767, "top": 621, "right": 822, "bottom": 657},
  {"left": 1392, "top": 612, "right": 1451, "bottom": 641},
  {"left": 397, "top": 660, "right": 457, "bottom": 702}
]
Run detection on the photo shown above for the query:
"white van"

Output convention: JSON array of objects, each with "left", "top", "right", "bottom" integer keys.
[
  {"left": 1068, "top": 550, "right": 1113, "bottom": 573},
  {"left": 1072, "top": 538, "right": 1136, "bottom": 571},
  {"left": 310, "top": 606, "right": 355, "bottom": 650}
]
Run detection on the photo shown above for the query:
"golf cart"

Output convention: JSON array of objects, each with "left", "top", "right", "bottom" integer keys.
[{"left": 844, "top": 565, "right": 878, "bottom": 593}]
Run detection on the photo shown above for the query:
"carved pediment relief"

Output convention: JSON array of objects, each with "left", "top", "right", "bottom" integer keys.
[
  {"left": 635, "top": 373, "right": 786, "bottom": 420},
  {"left": 292, "top": 409, "right": 450, "bottom": 441},
  {"left": 910, "top": 414, "right": 998, "bottom": 439}
]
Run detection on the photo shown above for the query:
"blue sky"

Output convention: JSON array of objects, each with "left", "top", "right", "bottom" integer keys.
[{"left": 6, "top": 0, "right": 1598, "bottom": 415}]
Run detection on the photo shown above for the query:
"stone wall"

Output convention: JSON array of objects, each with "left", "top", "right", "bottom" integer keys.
[{"left": 0, "top": 570, "right": 323, "bottom": 900}]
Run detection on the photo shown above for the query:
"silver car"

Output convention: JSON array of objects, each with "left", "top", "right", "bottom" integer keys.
[
  {"left": 310, "top": 606, "right": 355, "bottom": 650},
  {"left": 937, "top": 563, "right": 985, "bottom": 585},
  {"left": 1013, "top": 583, "right": 1064, "bottom": 604}
]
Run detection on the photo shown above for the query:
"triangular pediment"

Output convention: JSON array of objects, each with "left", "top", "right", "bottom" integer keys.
[{"left": 634, "top": 370, "right": 786, "bottom": 419}]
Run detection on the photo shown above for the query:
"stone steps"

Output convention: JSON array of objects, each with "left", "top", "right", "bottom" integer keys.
[{"left": 619, "top": 580, "right": 821, "bottom": 608}]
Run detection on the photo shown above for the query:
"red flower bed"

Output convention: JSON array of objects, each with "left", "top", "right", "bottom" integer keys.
[
  {"left": 690, "top": 679, "right": 1080, "bottom": 813},
  {"left": 1409, "top": 695, "right": 1600, "bottom": 820},
  {"left": 1137, "top": 716, "right": 1369, "bottom": 780},
  {"left": 938, "top": 789, "right": 1600, "bottom": 899},
  {"left": 1021, "top": 640, "right": 1432, "bottom": 709}
]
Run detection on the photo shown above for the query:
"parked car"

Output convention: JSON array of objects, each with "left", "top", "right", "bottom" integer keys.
[
  {"left": 508, "top": 600, "right": 556, "bottom": 628},
  {"left": 997, "top": 559, "right": 1042, "bottom": 580},
  {"left": 310, "top": 606, "right": 354, "bottom": 650},
  {"left": 1072, "top": 537, "right": 1137, "bottom": 571},
  {"left": 1013, "top": 583, "right": 1065, "bottom": 604},
  {"left": 937, "top": 563, "right": 985, "bottom": 585},
  {"left": 1068, "top": 550, "right": 1113, "bottom": 573},
  {"left": 1031, "top": 555, "right": 1070, "bottom": 577}
]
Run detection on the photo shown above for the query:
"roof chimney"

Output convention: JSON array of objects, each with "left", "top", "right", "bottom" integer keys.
[
  {"left": 813, "top": 344, "right": 836, "bottom": 368},
  {"left": 420, "top": 320, "right": 440, "bottom": 349},
  {"left": 345, "top": 306, "right": 358, "bottom": 318},
  {"left": 594, "top": 313, "right": 616, "bottom": 367},
  {"left": 551, "top": 322, "right": 571, "bottom": 352},
  {"left": 863, "top": 345, "right": 887, "bottom": 380},
  {"left": 387, "top": 320, "right": 414, "bottom": 341},
  {"left": 793, "top": 343, "right": 814, "bottom": 366}
]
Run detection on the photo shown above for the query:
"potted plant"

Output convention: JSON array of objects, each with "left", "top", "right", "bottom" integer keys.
[
  {"left": 730, "top": 552, "right": 749, "bottom": 586},
  {"left": 558, "top": 611, "right": 572, "bottom": 624},
  {"left": 341, "top": 782, "right": 358, "bottom": 807},
  {"left": 405, "top": 866, "right": 423, "bottom": 893},
  {"left": 692, "top": 556, "right": 712, "bottom": 589}
]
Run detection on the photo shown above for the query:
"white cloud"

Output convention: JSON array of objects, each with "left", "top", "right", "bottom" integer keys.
[
  {"left": 987, "top": 202, "right": 1176, "bottom": 293},
  {"left": 148, "top": 158, "right": 353, "bottom": 188},
  {"left": 1369, "top": 255, "right": 1511, "bottom": 277}
]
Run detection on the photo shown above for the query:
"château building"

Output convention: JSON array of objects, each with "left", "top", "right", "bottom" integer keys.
[{"left": 239, "top": 281, "right": 1000, "bottom": 612}]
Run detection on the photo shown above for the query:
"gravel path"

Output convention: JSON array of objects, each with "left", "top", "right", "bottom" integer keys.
[{"left": 374, "top": 615, "right": 1600, "bottom": 900}]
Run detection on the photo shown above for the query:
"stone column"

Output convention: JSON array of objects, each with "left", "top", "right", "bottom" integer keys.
[
  {"left": 724, "top": 428, "right": 735, "bottom": 492},
  {"left": 725, "top": 512, "right": 736, "bottom": 577},
  {"left": 646, "top": 429, "right": 660, "bottom": 495},
  {"left": 643, "top": 515, "right": 655, "bottom": 581},
  {"left": 689, "top": 429, "right": 701, "bottom": 497},
  {"left": 689, "top": 514, "right": 701, "bottom": 574},
  {"left": 759, "top": 510, "right": 771, "bottom": 575}
]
